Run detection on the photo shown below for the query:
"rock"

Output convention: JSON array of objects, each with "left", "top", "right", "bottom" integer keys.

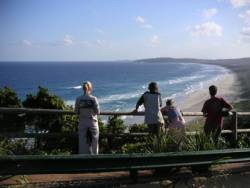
[
  {"left": 161, "top": 180, "right": 173, "bottom": 188},
  {"left": 187, "top": 176, "right": 207, "bottom": 188}
]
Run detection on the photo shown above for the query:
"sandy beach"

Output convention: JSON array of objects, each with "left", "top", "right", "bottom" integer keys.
[
  {"left": 179, "top": 72, "right": 240, "bottom": 122},
  {"left": 124, "top": 66, "right": 241, "bottom": 125},
  {"left": 181, "top": 72, "right": 240, "bottom": 112}
]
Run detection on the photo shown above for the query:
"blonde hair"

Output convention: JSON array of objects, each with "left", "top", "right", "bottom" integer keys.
[{"left": 83, "top": 81, "right": 92, "bottom": 93}]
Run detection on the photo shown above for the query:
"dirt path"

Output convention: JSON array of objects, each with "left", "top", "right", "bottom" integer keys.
[{"left": 2, "top": 162, "right": 250, "bottom": 187}]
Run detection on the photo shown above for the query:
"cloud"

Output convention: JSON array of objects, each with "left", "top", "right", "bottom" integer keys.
[
  {"left": 202, "top": 8, "right": 218, "bottom": 19},
  {"left": 142, "top": 24, "right": 153, "bottom": 29},
  {"left": 240, "top": 36, "right": 250, "bottom": 42},
  {"left": 230, "top": 0, "right": 250, "bottom": 7},
  {"left": 135, "top": 16, "right": 153, "bottom": 29},
  {"left": 135, "top": 16, "right": 145, "bottom": 24},
  {"left": 150, "top": 35, "right": 160, "bottom": 47},
  {"left": 239, "top": 10, "right": 250, "bottom": 24},
  {"left": 63, "top": 35, "right": 73, "bottom": 46},
  {"left": 241, "top": 26, "right": 250, "bottom": 36},
  {"left": 17, "top": 36, "right": 93, "bottom": 48},
  {"left": 96, "top": 39, "right": 108, "bottom": 47},
  {"left": 190, "top": 22, "right": 223, "bottom": 37},
  {"left": 238, "top": 27, "right": 250, "bottom": 43},
  {"left": 95, "top": 28, "right": 104, "bottom": 34},
  {"left": 79, "top": 41, "right": 93, "bottom": 47},
  {"left": 22, "top": 40, "right": 32, "bottom": 47}
]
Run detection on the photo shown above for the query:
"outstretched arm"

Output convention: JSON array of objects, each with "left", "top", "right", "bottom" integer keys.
[
  {"left": 178, "top": 109, "right": 185, "bottom": 124},
  {"left": 133, "top": 95, "right": 144, "bottom": 112},
  {"left": 201, "top": 101, "right": 208, "bottom": 117},
  {"left": 221, "top": 98, "right": 233, "bottom": 111}
]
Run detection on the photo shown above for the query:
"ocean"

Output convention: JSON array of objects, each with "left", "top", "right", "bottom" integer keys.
[{"left": 0, "top": 61, "right": 229, "bottom": 112}]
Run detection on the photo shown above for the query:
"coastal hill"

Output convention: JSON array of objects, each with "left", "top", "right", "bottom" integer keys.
[
  {"left": 136, "top": 57, "right": 250, "bottom": 100},
  {"left": 136, "top": 57, "right": 250, "bottom": 64}
]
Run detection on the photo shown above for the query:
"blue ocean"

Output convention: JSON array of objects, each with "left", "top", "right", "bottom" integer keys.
[{"left": 0, "top": 62, "right": 229, "bottom": 111}]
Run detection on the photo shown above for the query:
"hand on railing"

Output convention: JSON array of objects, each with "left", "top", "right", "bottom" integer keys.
[{"left": 131, "top": 109, "right": 138, "bottom": 115}]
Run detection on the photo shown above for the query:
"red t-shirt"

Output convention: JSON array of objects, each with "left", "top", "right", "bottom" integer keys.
[{"left": 202, "top": 96, "right": 232, "bottom": 128}]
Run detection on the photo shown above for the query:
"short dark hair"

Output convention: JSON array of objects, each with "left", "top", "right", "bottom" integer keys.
[
  {"left": 209, "top": 85, "right": 217, "bottom": 96},
  {"left": 148, "top": 82, "right": 158, "bottom": 92},
  {"left": 166, "top": 99, "right": 174, "bottom": 106}
]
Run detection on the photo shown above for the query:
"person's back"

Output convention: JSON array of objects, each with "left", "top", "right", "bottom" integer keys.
[
  {"left": 143, "top": 91, "right": 163, "bottom": 124},
  {"left": 75, "top": 94, "right": 99, "bottom": 122},
  {"left": 161, "top": 99, "right": 185, "bottom": 129},
  {"left": 202, "top": 96, "right": 225, "bottom": 126},
  {"left": 166, "top": 106, "right": 180, "bottom": 122},
  {"left": 161, "top": 99, "right": 185, "bottom": 150},
  {"left": 202, "top": 85, "right": 232, "bottom": 141},
  {"left": 133, "top": 82, "right": 164, "bottom": 135},
  {"left": 75, "top": 81, "right": 100, "bottom": 154}
]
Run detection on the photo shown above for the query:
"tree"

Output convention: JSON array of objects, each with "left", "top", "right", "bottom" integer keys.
[
  {"left": 22, "top": 86, "right": 65, "bottom": 132},
  {"left": 0, "top": 87, "right": 23, "bottom": 132},
  {"left": 129, "top": 123, "right": 148, "bottom": 133},
  {"left": 22, "top": 86, "right": 78, "bottom": 153},
  {"left": 23, "top": 86, "right": 65, "bottom": 110},
  {"left": 107, "top": 116, "right": 126, "bottom": 134}
]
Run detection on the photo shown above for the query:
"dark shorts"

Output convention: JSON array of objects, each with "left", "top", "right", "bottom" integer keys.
[
  {"left": 148, "top": 124, "right": 161, "bottom": 135},
  {"left": 204, "top": 124, "right": 222, "bottom": 141}
]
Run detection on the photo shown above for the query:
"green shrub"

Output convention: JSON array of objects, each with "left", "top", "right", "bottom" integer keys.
[
  {"left": 98, "top": 117, "right": 107, "bottom": 135},
  {"left": 0, "top": 138, "right": 32, "bottom": 155},
  {"left": 145, "top": 131, "right": 229, "bottom": 154},
  {"left": 0, "top": 87, "right": 21, "bottom": 107},
  {"left": 183, "top": 132, "right": 228, "bottom": 151},
  {"left": 238, "top": 133, "right": 250, "bottom": 148},
  {"left": 129, "top": 123, "right": 148, "bottom": 133},
  {"left": 0, "top": 87, "right": 24, "bottom": 132},
  {"left": 22, "top": 86, "right": 65, "bottom": 132},
  {"left": 107, "top": 116, "right": 126, "bottom": 134},
  {"left": 121, "top": 142, "right": 148, "bottom": 153},
  {"left": 146, "top": 132, "right": 182, "bottom": 153}
]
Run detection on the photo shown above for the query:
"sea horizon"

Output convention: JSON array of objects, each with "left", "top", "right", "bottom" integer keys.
[{"left": 0, "top": 61, "right": 230, "bottom": 113}]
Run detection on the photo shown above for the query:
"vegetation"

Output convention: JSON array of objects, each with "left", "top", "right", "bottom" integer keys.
[
  {"left": 1, "top": 86, "right": 250, "bottom": 155},
  {"left": 183, "top": 133, "right": 228, "bottom": 151},
  {"left": 129, "top": 123, "right": 148, "bottom": 133},
  {"left": 106, "top": 116, "right": 126, "bottom": 134},
  {"left": 0, "top": 138, "right": 31, "bottom": 155},
  {"left": 121, "top": 142, "right": 148, "bottom": 153},
  {"left": 22, "top": 86, "right": 66, "bottom": 132},
  {"left": 233, "top": 100, "right": 250, "bottom": 129},
  {"left": 0, "top": 87, "right": 23, "bottom": 132}
]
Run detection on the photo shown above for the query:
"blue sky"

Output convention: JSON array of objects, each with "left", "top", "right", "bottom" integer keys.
[{"left": 0, "top": 0, "right": 250, "bottom": 61}]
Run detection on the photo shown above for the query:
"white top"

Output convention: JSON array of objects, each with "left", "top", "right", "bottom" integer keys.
[
  {"left": 75, "top": 94, "right": 100, "bottom": 121},
  {"left": 137, "top": 91, "right": 164, "bottom": 124}
]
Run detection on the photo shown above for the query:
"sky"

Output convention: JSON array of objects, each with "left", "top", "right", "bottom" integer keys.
[{"left": 0, "top": 0, "right": 250, "bottom": 61}]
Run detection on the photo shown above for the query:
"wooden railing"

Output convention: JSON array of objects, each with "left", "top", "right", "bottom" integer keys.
[
  {"left": 1, "top": 107, "right": 250, "bottom": 179},
  {"left": 0, "top": 107, "right": 250, "bottom": 142},
  {"left": 1, "top": 148, "right": 250, "bottom": 179}
]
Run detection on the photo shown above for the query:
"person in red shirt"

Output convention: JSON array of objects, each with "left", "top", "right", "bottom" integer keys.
[{"left": 201, "top": 85, "right": 233, "bottom": 142}]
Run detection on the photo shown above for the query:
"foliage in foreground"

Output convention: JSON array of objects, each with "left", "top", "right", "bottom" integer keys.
[
  {"left": 129, "top": 124, "right": 148, "bottom": 133},
  {"left": 122, "top": 131, "right": 230, "bottom": 154},
  {"left": 0, "top": 87, "right": 23, "bottom": 132},
  {"left": 1, "top": 87, "right": 250, "bottom": 155}
]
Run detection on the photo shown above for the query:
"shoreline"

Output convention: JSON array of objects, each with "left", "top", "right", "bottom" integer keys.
[
  {"left": 181, "top": 72, "right": 239, "bottom": 112},
  {"left": 124, "top": 68, "right": 240, "bottom": 125},
  {"left": 137, "top": 57, "right": 250, "bottom": 101},
  {"left": 180, "top": 72, "right": 239, "bottom": 122}
]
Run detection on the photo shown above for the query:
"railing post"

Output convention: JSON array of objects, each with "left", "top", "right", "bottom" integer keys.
[
  {"left": 130, "top": 169, "right": 138, "bottom": 183},
  {"left": 231, "top": 111, "right": 238, "bottom": 147}
]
